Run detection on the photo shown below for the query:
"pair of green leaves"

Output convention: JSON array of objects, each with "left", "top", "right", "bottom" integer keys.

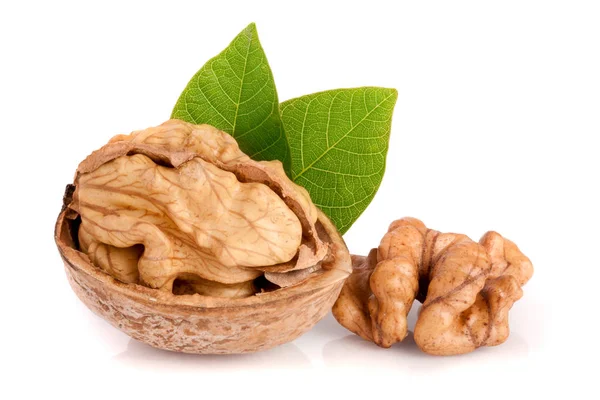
[{"left": 172, "top": 23, "right": 397, "bottom": 234}]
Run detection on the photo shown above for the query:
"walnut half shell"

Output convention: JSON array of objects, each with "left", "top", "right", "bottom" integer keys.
[
  {"left": 56, "top": 196, "right": 350, "bottom": 354},
  {"left": 54, "top": 121, "right": 351, "bottom": 354}
]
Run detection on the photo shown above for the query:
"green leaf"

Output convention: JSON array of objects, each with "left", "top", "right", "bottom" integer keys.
[
  {"left": 280, "top": 87, "right": 398, "bottom": 234},
  {"left": 172, "top": 23, "right": 290, "bottom": 174}
]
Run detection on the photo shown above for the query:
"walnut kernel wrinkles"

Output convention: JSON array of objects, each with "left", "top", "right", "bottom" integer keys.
[
  {"left": 68, "top": 120, "right": 330, "bottom": 296},
  {"left": 332, "top": 217, "right": 533, "bottom": 355}
]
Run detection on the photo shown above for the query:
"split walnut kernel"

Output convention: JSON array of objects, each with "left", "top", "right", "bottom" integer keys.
[
  {"left": 69, "top": 120, "right": 328, "bottom": 297},
  {"left": 332, "top": 217, "right": 533, "bottom": 356}
]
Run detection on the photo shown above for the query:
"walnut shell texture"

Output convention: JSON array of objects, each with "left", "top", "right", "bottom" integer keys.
[{"left": 55, "top": 208, "right": 351, "bottom": 354}]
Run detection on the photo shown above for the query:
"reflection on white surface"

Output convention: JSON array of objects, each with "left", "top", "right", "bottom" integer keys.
[
  {"left": 322, "top": 331, "right": 530, "bottom": 372},
  {"left": 318, "top": 300, "right": 530, "bottom": 372},
  {"left": 114, "top": 338, "right": 312, "bottom": 371},
  {"left": 321, "top": 302, "right": 531, "bottom": 372},
  {"left": 111, "top": 305, "right": 531, "bottom": 373}
]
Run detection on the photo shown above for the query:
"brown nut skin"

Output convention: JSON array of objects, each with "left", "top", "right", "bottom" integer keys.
[
  {"left": 332, "top": 217, "right": 533, "bottom": 356},
  {"left": 69, "top": 120, "right": 328, "bottom": 291},
  {"left": 414, "top": 229, "right": 533, "bottom": 355},
  {"left": 55, "top": 207, "right": 351, "bottom": 354}
]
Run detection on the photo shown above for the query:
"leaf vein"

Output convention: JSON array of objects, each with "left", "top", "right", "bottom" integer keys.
[{"left": 293, "top": 92, "right": 395, "bottom": 180}]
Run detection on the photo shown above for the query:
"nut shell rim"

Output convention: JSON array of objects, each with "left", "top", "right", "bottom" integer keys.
[{"left": 55, "top": 207, "right": 351, "bottom": 313}]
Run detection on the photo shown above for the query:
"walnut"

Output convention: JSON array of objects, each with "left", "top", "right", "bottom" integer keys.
[
  {"left": 332, "top": 217, "right": 533, "bottom": 355},
  {"left": 55, "top": 120, "right": 351, "bottom": 354}
]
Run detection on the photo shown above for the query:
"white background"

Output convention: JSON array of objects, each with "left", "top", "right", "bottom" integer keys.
[{"left": 1, "top": 0, "right": 598, "bottom": 398}]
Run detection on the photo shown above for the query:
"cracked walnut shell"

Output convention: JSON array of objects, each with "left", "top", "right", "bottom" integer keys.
[{"left": 55, "top": 120, "right": 351, "bottom": 354}]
